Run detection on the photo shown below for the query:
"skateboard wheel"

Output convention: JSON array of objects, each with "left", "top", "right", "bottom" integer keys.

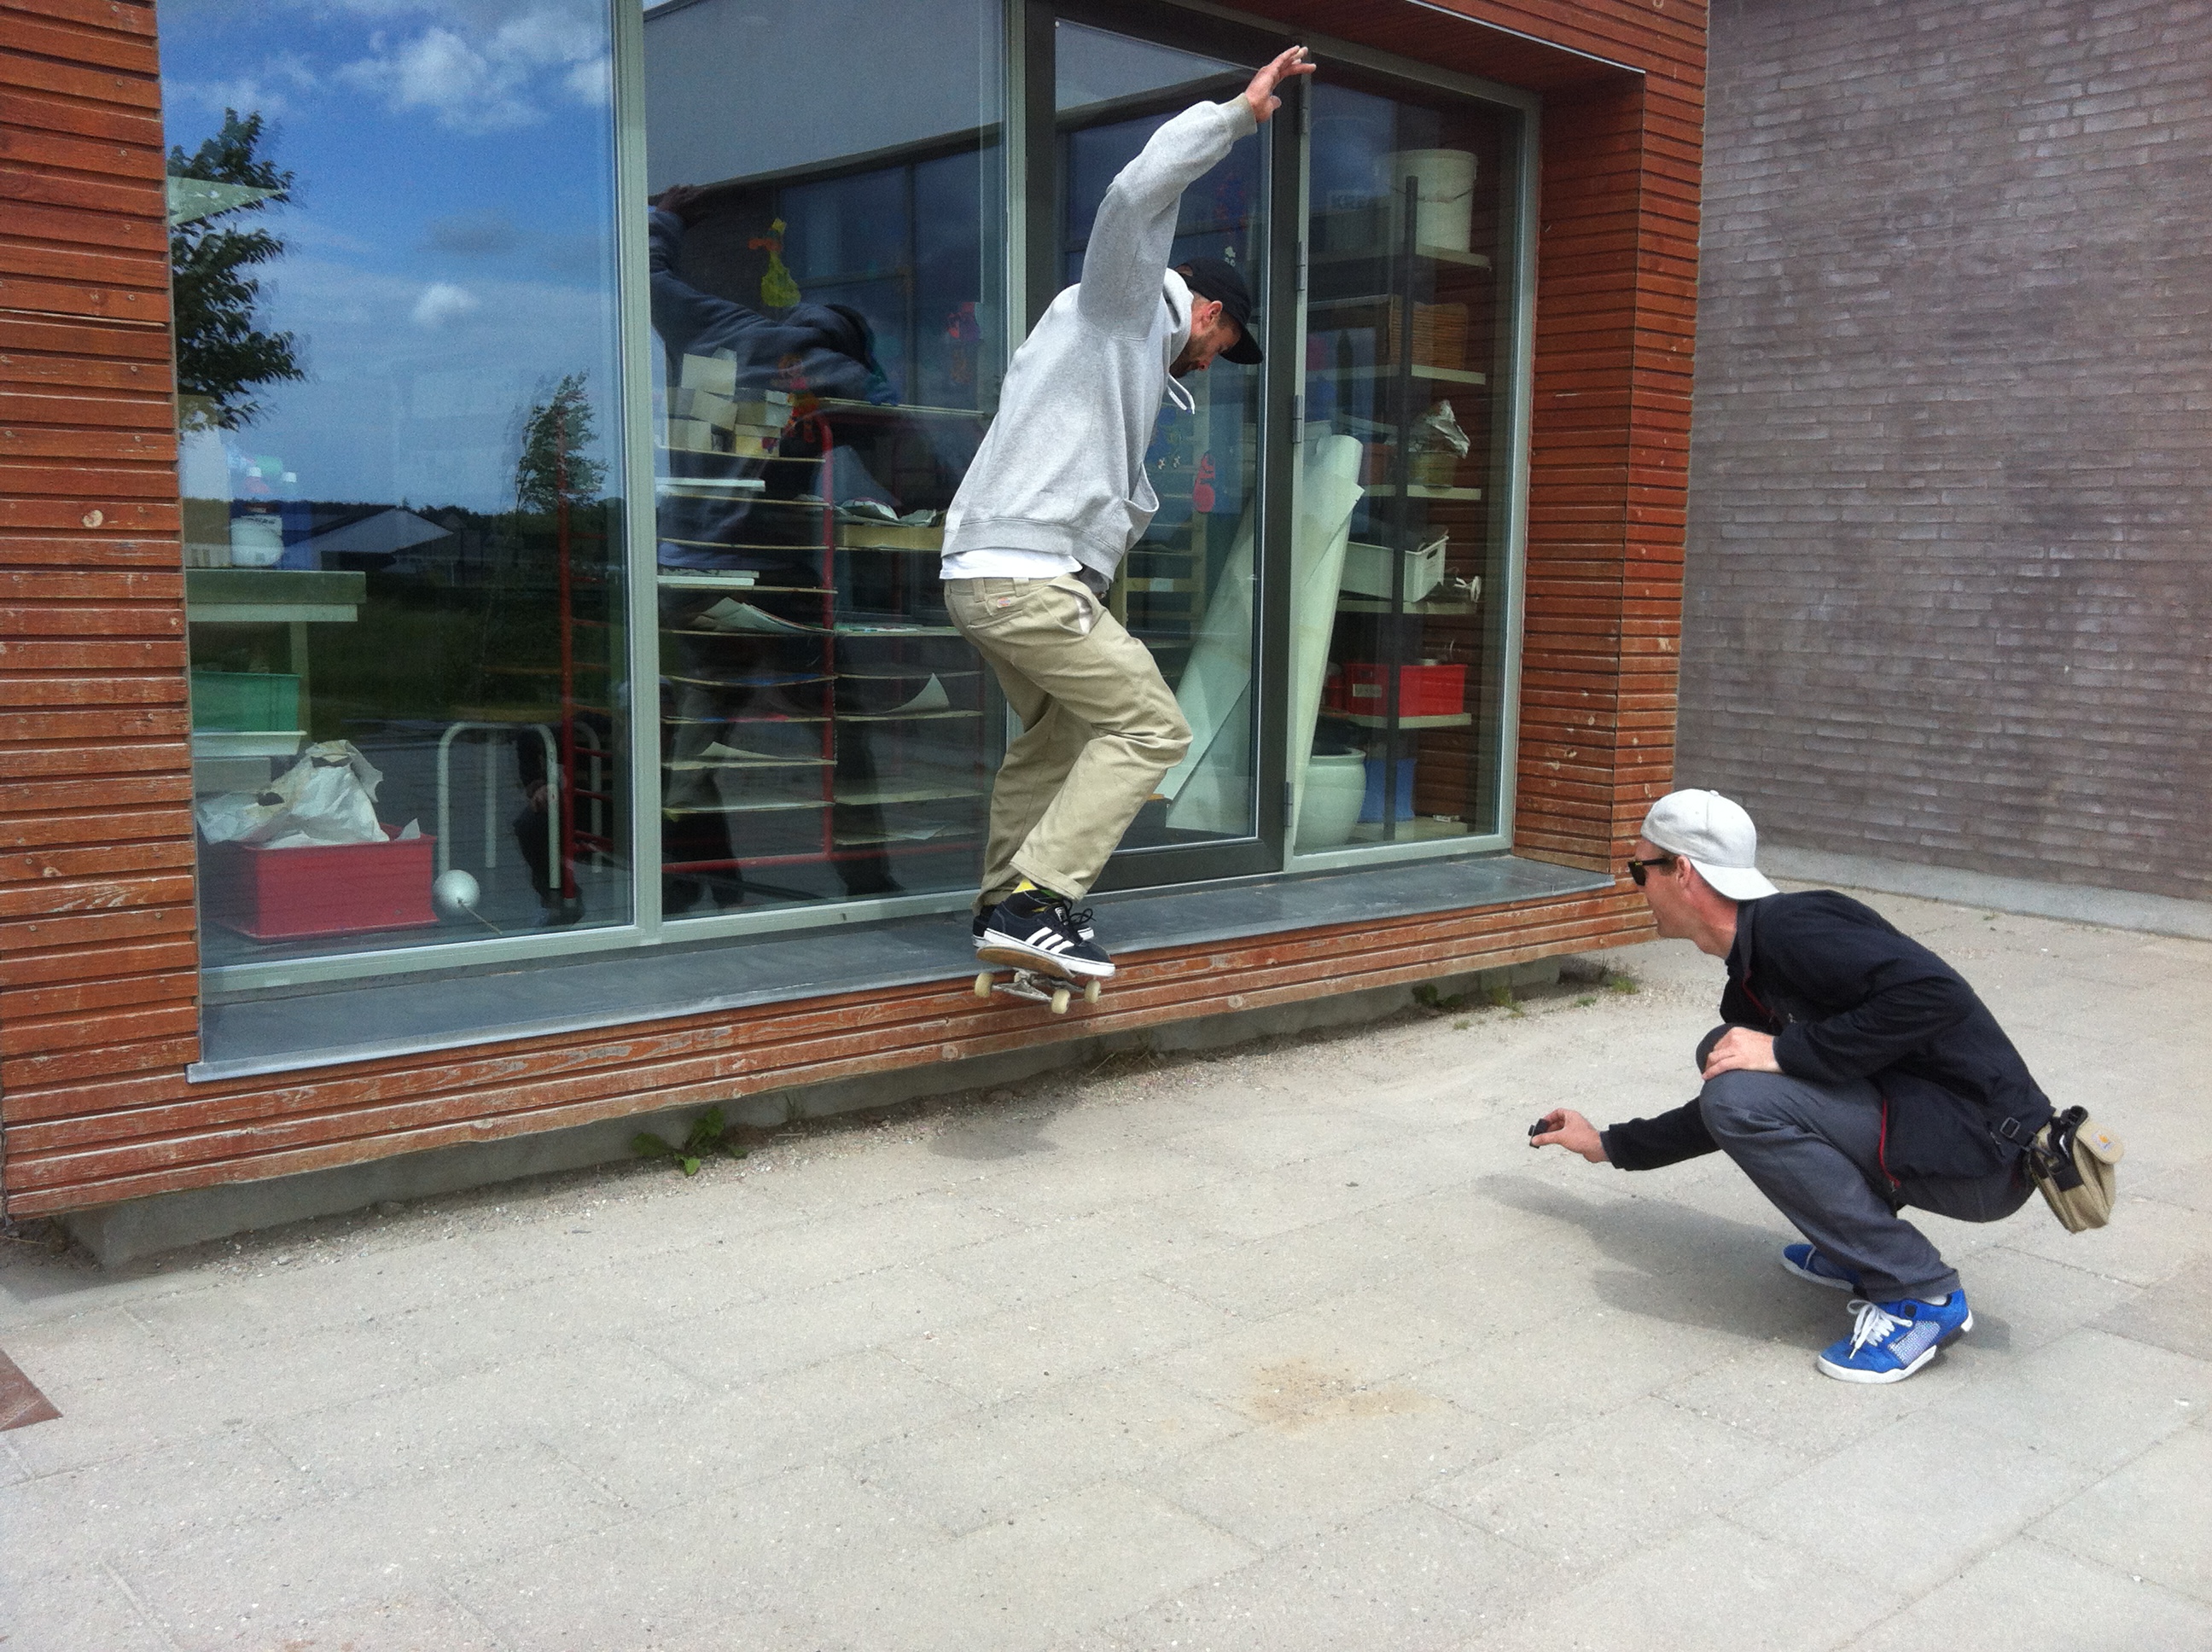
[
  {"left": 1084, "top": 980, "right": 1103, "bottom": 1003},
  {"left": 973, "top": 971, "right": 993, "bottom": 999},
  {"left": 1050, "top": 987, "right": 1071, "bottom": 1015}
]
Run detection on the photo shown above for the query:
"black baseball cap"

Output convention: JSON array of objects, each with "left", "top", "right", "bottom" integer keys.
[{"left": 1175, "top": 257, "right": 1263, "bottom": 364}]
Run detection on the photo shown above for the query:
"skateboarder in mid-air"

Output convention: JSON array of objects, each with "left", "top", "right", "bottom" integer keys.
[{"left": 944, "top": 44, "right": 1316, "bottom": 986}]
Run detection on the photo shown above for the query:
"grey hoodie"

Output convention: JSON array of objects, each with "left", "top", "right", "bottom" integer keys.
[{"left": 940, "top": 96, "right": 1260, "bottom": 582}]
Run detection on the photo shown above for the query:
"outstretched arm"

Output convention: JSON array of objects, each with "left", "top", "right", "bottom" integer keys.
[
  {"left": 1242, "top": 42, "right": 1314, "bottom": 125},
  {"left": 1074, "top": 47, "right": 1312, "bottom": 337}
]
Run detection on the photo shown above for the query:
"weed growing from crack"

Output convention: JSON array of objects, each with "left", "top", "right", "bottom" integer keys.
[{"left": 633, "top": 1106, "right": 750, "bottom": 1176}]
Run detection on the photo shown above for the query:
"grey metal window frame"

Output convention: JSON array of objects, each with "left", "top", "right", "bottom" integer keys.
[
  {"left": 1270, "top": 15, "right": 1540, "bottom": 874},
  {"left": 195, "top": 0, "right": 1542, "bottom": 997}
]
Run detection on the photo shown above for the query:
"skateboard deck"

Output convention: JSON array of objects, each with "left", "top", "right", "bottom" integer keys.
[{"left": 973, "top": 964, "right": 1103, "bottom": 1015}]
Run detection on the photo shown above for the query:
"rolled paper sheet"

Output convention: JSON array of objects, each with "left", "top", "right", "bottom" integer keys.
[{"left": 1285, "top": 433, "right": 1366, "bottom": 846}]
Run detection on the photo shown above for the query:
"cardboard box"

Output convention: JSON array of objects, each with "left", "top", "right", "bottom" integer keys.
[
  {"left": 679, "top": 352, "right": 737, "bottom": 397},
  {"left": 839, "top": 521, "right": 945, "bottom": 551},
  {"left": 667, "top": 387, "right": 738, "bottom": 427},
  {"left": 726, "top": 424, "right": 785, "bottom": 458},
  {"left": 201, "top": 829, "right": 439, "bottom": 941},
  {"left": 1381, "top": 300, "right": 1469, "bottom": 370},
  {"left": 728, "top": 393, "right": 791, "bottom": 428}
]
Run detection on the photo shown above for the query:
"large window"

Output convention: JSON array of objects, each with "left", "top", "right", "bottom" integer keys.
[
  {"left": 640, "top": 0, "right": 1004, "bottom": 918},
  {"left": 1287, "top": 67, "right": 1525, "bottom": 862},
  {"left": 160, "top": 0, "right": 633, "bottom": 963},
  {"left": 160, "top": 0, "right": 1533, "bottom": 995}
]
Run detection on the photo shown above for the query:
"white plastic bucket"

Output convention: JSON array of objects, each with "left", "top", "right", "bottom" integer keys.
[
  {"left": 1295, "top": 749, "right": 1368, "bottom": 852},
  {"left": 229, "top": 513, "right": 285, "bottom": 567},
  {"left": 1375, "top": 148, "right": 1479, "bottom": 253}
]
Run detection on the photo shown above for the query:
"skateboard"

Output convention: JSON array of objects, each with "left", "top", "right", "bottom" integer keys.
[{"left": 973, "top": 964, "right": 1103, "bottom": 1015}]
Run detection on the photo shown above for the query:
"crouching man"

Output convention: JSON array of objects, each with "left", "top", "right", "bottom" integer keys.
[{"left": 1534, "top": 789, "right": 2054, "bottom": 1383}]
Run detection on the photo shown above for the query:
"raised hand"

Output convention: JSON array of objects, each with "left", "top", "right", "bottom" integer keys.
[
  {"left": 650, "top": 183, "right": 708, "bottom": 224},
  {"left": 1243, "top": 44, "right": 1315, "bottom": 125}
]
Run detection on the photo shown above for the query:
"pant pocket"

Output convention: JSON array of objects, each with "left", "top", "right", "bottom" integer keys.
[{"left": 952, "top": 582, "right": 1047, "bottom": 633}]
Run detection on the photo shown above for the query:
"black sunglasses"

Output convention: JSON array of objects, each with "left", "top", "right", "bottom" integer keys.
[{"left": 1626, "top": 853, "right": 1676, "bottom": 887}]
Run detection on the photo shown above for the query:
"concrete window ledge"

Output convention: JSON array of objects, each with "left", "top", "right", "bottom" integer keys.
[{"left": 193, "top": 852, "right": 1610, "bottom": 1083}]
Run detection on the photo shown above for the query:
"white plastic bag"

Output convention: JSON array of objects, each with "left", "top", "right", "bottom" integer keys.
[
  {"left": 195, "top": 741, "right": 387, "bottom": 848},
  {"left": 1414, "top": 399, "right": 1470, "bottom": 457}
]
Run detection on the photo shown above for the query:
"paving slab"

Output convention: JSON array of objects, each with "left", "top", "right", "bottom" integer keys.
[
  {"left": 1462, "top": 1513, "right": 1909, "bottom": 1652},
  {"left": 1420, "top": 1392, "right": 1813, "bottom": 1571},
  {"left": 820, "top": 1477, "right": 1258, "bottom": 1652},
  {"left": 1109, "top": 1497, "right": 1566, "bottom": 1652},
  {"left": 2028, "top": 1419, "right": 2212, "bottom": 1603},
  {"left": 1840, "top": 1535, "right": 2212, "bottom": 1652},
  {"left": 3, "top": 893, "right": 2209, "bottom": 1649},
  {"left": 850, "top": 1366, "right": 1250, "bottom": 1536}
]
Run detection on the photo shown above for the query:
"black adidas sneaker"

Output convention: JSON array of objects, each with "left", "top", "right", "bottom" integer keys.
[
  {"left": 975, "top": 889, "right": 1112, "bottom": 979},
  {"left": 974, "top": 900, "right": 1093, "bottom": 941}
]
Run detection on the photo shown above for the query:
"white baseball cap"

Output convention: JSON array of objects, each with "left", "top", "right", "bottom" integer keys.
[{"left": 1639, "top": 788, "right": 1778, "bottom": 902}]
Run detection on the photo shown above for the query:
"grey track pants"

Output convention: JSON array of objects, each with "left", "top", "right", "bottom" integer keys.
[{"left": 1699, "top": 1069, "right": 2032, "bottom": 1303}]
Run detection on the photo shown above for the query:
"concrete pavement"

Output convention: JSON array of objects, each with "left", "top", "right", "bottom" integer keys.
[{"left": 3, "top": 885, "right": 2207, "bottom": 1650}]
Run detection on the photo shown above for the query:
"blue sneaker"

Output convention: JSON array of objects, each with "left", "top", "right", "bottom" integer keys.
[
  {"left": 1817, "top": 1293, "right": 1972, "bottom": 1384},
  {"left": 1781, "top": 1243, "right": 1861, "bottom": 1292}
]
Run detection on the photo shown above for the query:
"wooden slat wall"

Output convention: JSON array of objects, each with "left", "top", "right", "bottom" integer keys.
[
  {"left": 0, "top": 0, "right": 201, "bottom": 1217},
  {"left": 0, "top": 0, "right": 1700, "bottom": 1219},
  {"left": 6, "top": 892, "right": 1655, "bottom": 1213}
]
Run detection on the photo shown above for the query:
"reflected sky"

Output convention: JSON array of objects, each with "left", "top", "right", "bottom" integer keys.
[{"left": 159, "top": 0, "right": 623, "bottom": 510}]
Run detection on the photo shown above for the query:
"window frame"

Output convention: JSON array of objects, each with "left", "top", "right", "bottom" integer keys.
[{"left": 195, "top": 0, "right": 1540, "bottom": 996}]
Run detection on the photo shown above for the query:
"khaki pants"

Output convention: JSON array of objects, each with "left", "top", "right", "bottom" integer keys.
[{"left": 946, "top": 573, "right": 1190, "bottom": 903}]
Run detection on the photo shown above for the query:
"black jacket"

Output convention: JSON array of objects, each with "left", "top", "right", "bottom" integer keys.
[{"left": 1601, "top": 890, "right": 2055, "bottom": 1183}]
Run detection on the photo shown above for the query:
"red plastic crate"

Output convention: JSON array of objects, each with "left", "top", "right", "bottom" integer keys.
[
  {"left": 201, "top": 829, "right": 439, "bottom": 941},
  {"left": 1332, "top": 662, "right": 1466, "bottom": 718}
]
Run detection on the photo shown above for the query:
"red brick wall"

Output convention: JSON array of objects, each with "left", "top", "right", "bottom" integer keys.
[
  {"left": 1680, "top": 0, "right": 2211, "bottom": 897},
  {"left": 0, "top": 0, "right": 1699, "bottom": 1217}
]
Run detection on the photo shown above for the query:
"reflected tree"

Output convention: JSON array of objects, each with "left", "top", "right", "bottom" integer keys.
[
  {"left": 514, "top": 372, "right": 606, "bottom": 514},
  {"left": 168, "top": 110, "right": 303, "bottom": 430}
]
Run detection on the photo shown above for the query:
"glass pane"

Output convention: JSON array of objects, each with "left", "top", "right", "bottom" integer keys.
[
  {"left": 159, "top": 0, "right": 633, "bottom": 965},
  {"left": 1056, "top": 20, "right": 1265, "bottom": 852},
  {"left": 1291, "top": 73, "right": 1519, "bottom": 855},
  {"left": 641, "top": 0, "right": 1002, "bottom": 916}
]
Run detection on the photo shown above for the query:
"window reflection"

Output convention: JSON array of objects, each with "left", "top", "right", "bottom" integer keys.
[
  {"left": 641, "top": 0, "right": 1001, "bottom": 915},
  {"left": 160, "top": 0, "right": 632, "bottom": 964}
]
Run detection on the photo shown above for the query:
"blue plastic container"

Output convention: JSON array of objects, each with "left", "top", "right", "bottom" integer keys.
[{"left": 1359, "top": 753, "right": 1416, "bottom": 823}]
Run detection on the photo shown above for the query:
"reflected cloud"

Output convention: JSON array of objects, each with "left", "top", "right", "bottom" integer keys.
[
  {"left": 562, "top": 54, "right": 611, "bottom": 106},
  {"left": 166, "top": 49, "right": 320, "bottom": 120},
  {"left": 410, "top": 280, "right": 481, "bottom": 327},
  {"left": 335, "top": 7, "right": 606, "bottom": 133}
]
